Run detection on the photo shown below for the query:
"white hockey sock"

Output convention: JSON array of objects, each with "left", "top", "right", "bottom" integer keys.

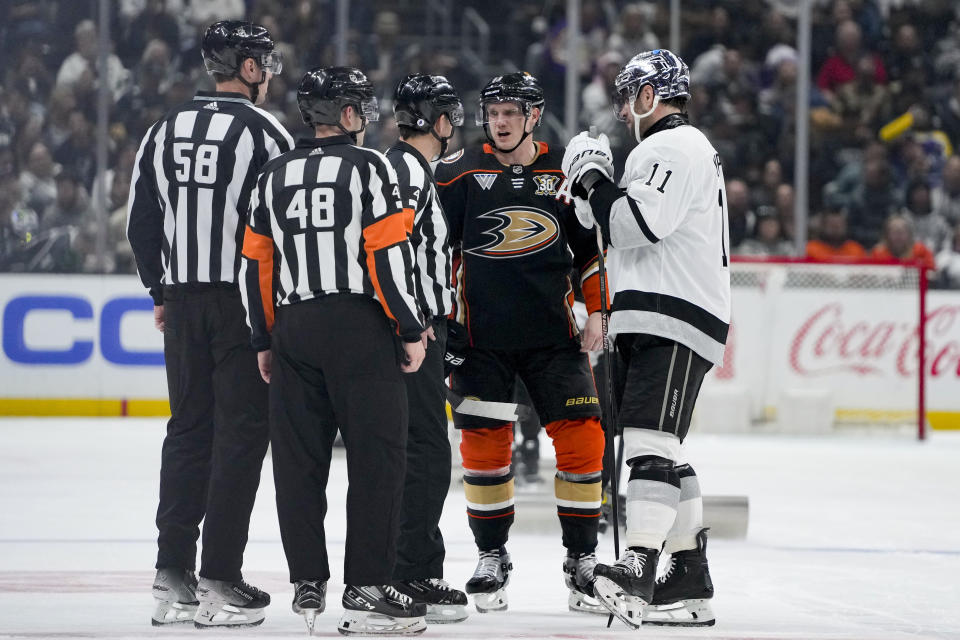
[
  {"left": 663, "top": 464, "right": 704, "bottom": 554},
  {"left": 624, "top": 476, "right": 680, "bottom": 550}
]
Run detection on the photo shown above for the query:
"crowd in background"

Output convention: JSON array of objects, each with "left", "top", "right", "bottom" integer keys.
[{"left": 3, "top": 0, "right": 960, "bottom": 288}]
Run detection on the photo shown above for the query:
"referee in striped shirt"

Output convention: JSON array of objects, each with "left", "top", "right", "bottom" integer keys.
[
  {"left": 385, "top": 74, "right": 469, "bottom": 620},
  {"left": 239, "top": 67, "right": 427, "bottom": 630},
  {"left": 127, "top": 21, "right": 292, "bottom": 626}
]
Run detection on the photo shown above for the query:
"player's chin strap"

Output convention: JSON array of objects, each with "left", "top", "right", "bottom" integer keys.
[
  {"left": 429, "top": 127, "right": 453, "bottom": 160},
  {"left": 236, "top": 68, "right": 268, "bottom": 105},
  {"left": 337, "top": 116, "right": 367, "bottom": 144},
  {"left": 631, "top": 93, "right": 659, "bottom": 143}
]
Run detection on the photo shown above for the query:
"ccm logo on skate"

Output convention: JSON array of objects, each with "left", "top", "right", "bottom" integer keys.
[
  {"left": 565, "top": 396, "right": 599, "bottom": 406},
  {"left": 2, "top": 295, "right": 163, "bottom": 366}
]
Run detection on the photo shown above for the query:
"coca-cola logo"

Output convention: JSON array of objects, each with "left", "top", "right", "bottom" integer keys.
[{"left": 788, "top": 303, "right": 960, "bottom": 378}]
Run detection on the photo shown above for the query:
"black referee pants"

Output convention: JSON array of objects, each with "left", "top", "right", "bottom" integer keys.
[
  {"left": 394, "top": 317, "right": 451, "bottom": 581},
  {"left": 270, "top": 294, "right": 409, "bottom": 586},
  {"left": 155, "top": 284, "right": 269, "bottom": 582}
]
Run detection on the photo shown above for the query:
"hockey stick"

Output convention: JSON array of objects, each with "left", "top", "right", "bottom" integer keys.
[
  {"left": 444, "top": 385, "right": 532, "bottom": 423},
  {"left": 585, "top": 126, "right": 622, "bottom": 629}
]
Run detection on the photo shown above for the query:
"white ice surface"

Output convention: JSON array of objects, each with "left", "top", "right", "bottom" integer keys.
[{"left": 1, "top": 418, "right": 958, "bottom": 639}]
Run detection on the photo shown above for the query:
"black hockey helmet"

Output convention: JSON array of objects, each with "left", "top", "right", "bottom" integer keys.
[
  {"left": 201, "top": 20, "right": 282, "bottom": 77},
  {"left": 476, "top": 71, "right": 545, "bottom": 126},
  {"left": 394, "top": 74, "right": 464, "bottom": 132},
  {"left": 298, "top": 67, "right": 378, "bottom": 140}
]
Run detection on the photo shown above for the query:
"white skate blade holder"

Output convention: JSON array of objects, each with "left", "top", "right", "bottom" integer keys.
[
  {"left": 338, "top": 610, "right": 427, "bottom": 635},
  {"left": 592, "top": 576, "right": 644, "bottom": 630},
  {"left": 568, "top": 590, "right": 608, "bottom": 616},
  {"left": 644, "top": 598, "right": 716, "bottom": 627},
  {"left": 193, "top": 602, "right": 265, "bottom": 628},
  {"left": 151, "top": 600, "right": 197, "bottom": 625},
  {"left": 472, "top": 588, "right": 508, "bottom": 613},
  {"left": 425, "top": 603, "right": 468, "bottom": 624}
]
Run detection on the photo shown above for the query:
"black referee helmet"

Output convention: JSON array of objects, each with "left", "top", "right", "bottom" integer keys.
[
  {"left": 201, "top": 20, "right": 281, "bottom": 103},
  {"left": 298, "top": 67, "right": 379, "bottom": 136}
]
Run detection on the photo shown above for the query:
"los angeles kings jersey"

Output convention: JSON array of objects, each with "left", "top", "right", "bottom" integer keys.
[
  {"left": 593, "top": 116, "right": 731, "bottom": 365},
  {"left": 435, "top": 142, "right": 605, "bottom": 350}
]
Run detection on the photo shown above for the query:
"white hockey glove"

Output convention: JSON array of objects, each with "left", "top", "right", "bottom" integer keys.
[
  {"left": 573, "top": 196, "right": 596, "bottom": 229},
  {"left": 562, "top": 131, "right": 615, "bottom": 194}
]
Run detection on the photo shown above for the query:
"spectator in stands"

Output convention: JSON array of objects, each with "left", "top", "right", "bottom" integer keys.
[
  {"left": 42, "top": 87, "right": 76, "bottom": 152},
  {"left": 726, "top": 178, "right": 756, "bottom": 249},
  {"left": 775, "top": 183, "right": 797, "bottom": 242},
  {"left": 56, "top": 20, "right": 129, "bottom": 102},
  {"left": 53, "top": 111, "right": 96, "bottom": 190},
  {"left": 19, "top": 142, "right": 58, "bottom": 216},
  {"left": 806, "top": 209, "right": 866, "bottom": 260},
  {"left": 0, "top": 80, "right": 45, "bottom": 163},
  {"left": 0, "top": 170, "right": 40, "bottom": 271},
  {"left": 752, "top": 158, "right": 784, "bottom": 209},
  {"left": 606, "top": 3, "right": 659, "bottom": 59},
  {"left": 871, "top": 214, "right": 935, "bottom": 270},
  {"left": 119, "top": 0, "right": 181, "bottom": 69},
  {"left": 932, "top": 155, "right": 960, "bottom": 226},
  {"left": 816, "top": 19, "right": 886, "bottom": 98},
  {"left": 115, "top": 39, "right": 176, "bottom": 138},
  {"left": 832, "top": 53, "right": 890, "bottom": 148},
  {"left": 902, "top": 180, "right": 950, "bottom": 252},
  {"left": 38, "top": 170, "right": 93, "bottom": 272},
  {"left": 107, "top": 168, "right": 133, "bottom": 274},
  {"left": 884, "top": 22, "right": 934, "bottom": 108},
  {"left": 934, "top": 222, "right": 960, "bottom": 288},
  {"left": 845, "top": 157, "right": 903, "bottom": 248},
  {"left": 736, "top": 206, "right": 794, "bottom": 257},
  {"left": 934, "top": 73, "right": 960, "bottom": 150}
]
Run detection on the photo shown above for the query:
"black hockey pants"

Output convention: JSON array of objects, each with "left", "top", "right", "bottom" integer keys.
[
  {"left": 394, "top": 317, "right": 451, "bottom": 581},
  {"left": 155, "top": 283, "right": 269, "bottom": 582},
  {"left": 270, "top": 294, "right": 409, "bottom": 586}
]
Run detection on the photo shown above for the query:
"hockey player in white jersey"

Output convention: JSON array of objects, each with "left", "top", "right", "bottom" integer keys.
[{"left": 561, "top": 49, "right": 729, "bottom": 628}]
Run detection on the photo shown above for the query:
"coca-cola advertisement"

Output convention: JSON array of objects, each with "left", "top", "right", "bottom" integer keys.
[{"left": 704, "top": 283, "right": 960, "bottom": 430}]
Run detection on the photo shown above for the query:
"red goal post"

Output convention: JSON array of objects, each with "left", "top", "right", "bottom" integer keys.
[{"left": 709, "top": 256, "right": 930, "bottom": 439}]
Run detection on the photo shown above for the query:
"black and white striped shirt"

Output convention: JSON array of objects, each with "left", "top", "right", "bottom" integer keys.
[
  {"left": 386, "top": 141, "right": 454, "bottom": 319},
  {"left": 240, "top": 135, "right": 424, "bottom": 351},
  {"left": 127, "top": 91, "right": 293, "bottom": 304}
]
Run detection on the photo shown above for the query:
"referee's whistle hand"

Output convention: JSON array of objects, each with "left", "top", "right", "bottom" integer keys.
[
  {"left": 401, "top": 340, "right": 426, "bottom": 373},
  {"left": 257, "top": 350, "right": 272, "bottom": 383},
  {"left": 154, "top": 305, "right": 165, "bottom": 332}
]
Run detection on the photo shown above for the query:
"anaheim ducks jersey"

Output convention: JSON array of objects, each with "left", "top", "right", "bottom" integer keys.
[{"left": 435, "top": 142, "right": 605, "bottom": 350}]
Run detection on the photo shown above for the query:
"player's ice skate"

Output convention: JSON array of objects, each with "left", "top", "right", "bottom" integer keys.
[
  {"left": 465, "top": 547, "right": 512, "bottom": 612},
  {"left": 194, "top": 577, "right": 270, "bottom": 628},
  {"left": 292, "top": 579, "right": 326, "bottom": 635},
  {"left": 151, "top": 568, "right": 198, "bottom": 625},
  {"left": 563, "top": 551, "right": 606, "bottom": 614},
  {"left": 338, "top": 585, "right": 427, "bottom": 635},
  {"left": 593, "top": 547, "right": 659, "bottom": 629},
  {"left": 644, "top": 528, "right": 716, "bottom": 627},
  {"left": 393, "top": 578, "right": 468, "bottom": 623}
]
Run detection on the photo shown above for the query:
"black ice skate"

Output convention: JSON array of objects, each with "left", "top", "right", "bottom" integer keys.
[
  {"left": 465, "top": 547, "right": 512, "bottom": 612},
  {"left": 151, "top": 567, "right": 198, "bottom": 625},
  {"left": 593, "top": 547, "right": 659, "bottom": 629},
  {"left": 563, "top": 551, "right": 606, "bottom": 615},
  {"left": 393, "top": 578, "right": 468, "bottom": 624},
  {"left": 194, "top": 577, "right": 270, "bottom": 628},
  {"left": 644, "top": 528, "right": 716, "bottom": 627},
  {"left": 338, "top": 584, "right": 427, "bottom": 635},
  {"left": 292, "top": 579, "right": 326, "bottom": 635}
]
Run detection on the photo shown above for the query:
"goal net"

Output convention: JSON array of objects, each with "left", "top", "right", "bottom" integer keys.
[{"left": 694, "top": 257, "right": 930, "bottom": 439}]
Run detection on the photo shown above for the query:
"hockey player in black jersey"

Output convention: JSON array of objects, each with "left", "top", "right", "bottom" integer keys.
[
  {"left": 385, "top": 73, "right": 469, "bottom": 623},
  {"left": 435, "top": 72, "right": 608, "bottom": 616}
]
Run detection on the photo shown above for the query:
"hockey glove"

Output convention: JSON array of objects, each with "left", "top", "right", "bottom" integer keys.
[
  {"left": 444, "top": 319, "right": 469, "bottom": 377},
  {"left": 562, "top": 131, "right": 615, "bottom": 198}
]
